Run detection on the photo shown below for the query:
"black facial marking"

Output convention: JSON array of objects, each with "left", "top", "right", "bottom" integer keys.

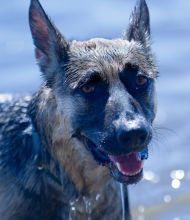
[
  {"left": 120, "top": 63, "right": 152, "bottom": 97},
  {"left": 71, "top": 74, "right": 109, "bottom": 132},
  {"left": 73, "top": 71, "right": 108, "bottom": 101}
]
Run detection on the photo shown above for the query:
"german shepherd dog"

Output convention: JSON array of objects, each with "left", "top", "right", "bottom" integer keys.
[{"left": 0, "top": 0, "right": 158, "bottom": 219}]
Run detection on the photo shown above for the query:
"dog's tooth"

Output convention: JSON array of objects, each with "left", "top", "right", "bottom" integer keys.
[
  {"left": 137, "top": 152, "right": 142, "bottom": 161},
  {"left": 115, "top": 162, "right": 122, "bottom": 172}
]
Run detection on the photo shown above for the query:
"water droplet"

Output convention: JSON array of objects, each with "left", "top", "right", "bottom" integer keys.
[
  {"left": 71, "top": 207, "right": 76, "bottom": 211},
  {"left": 170, "top": 170, "right": 184, "bottom": 180},
  {"left": 37, "top": 166, "right": 43, "bottom": 171},
  {"left": 34, "top": 155, "right": 38, "bottom": 161},
  {"left": 144, "top": 170, "right": 160, "bottom": 183},
  {"left": 83, "top": 196, "right": 92, "bottom": 216},
  {"left": 171, "top": 179, "right": 181, "bottom": 189},
  {"left": 163, "top": 195, "right": 172, "bottom": 203},
  {"left": 96, "top": 194, "right": 101, "bottom": 201}
]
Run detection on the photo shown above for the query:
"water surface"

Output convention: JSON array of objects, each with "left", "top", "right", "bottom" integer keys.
[{"left": 0, "top": 1, "right": 190, "bottom": 219}]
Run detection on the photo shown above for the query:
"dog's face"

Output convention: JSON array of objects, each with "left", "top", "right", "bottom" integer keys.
[{"left": 29, "top": 0, "right": 158, "bottom": 184}]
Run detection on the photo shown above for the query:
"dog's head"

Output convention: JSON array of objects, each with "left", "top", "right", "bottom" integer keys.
[{"left": 29, "top": 0, "right": 158, "bottom": 185}]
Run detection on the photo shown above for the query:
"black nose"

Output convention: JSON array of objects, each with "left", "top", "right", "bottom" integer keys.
[{"left": 116, "top": 123, "right": 150, "bottom": 150}]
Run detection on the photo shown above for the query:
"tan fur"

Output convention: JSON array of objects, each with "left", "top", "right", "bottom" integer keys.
[
  {"left": 34, "top": 36, "right": 158, "bottom": 201},
  {"left": 32, "top": 87, "right": 124, "bottom": 219},
  {"left": 65, "top": 38, "right": 157, "bottom": 89},
  {"left": 32, "top": 35, "right": 157, "bottom": 219},
  {"left": 35, "top": 88, "right": 111, "bottom": 194}
]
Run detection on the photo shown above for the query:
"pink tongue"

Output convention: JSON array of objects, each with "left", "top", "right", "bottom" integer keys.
[{"left": 109, "top": 153, "right": 143, "bottom": 176}]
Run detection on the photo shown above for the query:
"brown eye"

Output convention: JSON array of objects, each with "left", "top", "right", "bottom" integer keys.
[
  {"left": 81, "top": 84, "right": 95, "bottom": 93},
  {"left": 136, "top": 75, "right": 148, "bottom": 87}
]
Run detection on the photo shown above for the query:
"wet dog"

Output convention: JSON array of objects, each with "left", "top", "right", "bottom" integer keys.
[{"left": 0, "top": 0, "right": 157, "bottom": 219}]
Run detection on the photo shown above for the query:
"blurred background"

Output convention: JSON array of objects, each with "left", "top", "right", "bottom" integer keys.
[{"left": 0, "top": 0, "right": 190, "bottom": 219}]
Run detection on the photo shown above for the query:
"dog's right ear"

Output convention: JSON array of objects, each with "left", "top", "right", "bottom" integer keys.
[{"left": 29, "top": 0, "right": 69, "bottom": 85}]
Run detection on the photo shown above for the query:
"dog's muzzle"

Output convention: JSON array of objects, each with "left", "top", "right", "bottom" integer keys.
[{"left": 75, "top": 127, "right": 150, "bottom": 185}]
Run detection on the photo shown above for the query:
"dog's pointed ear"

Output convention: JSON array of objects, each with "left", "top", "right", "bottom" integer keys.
[
  {"left": 29, "top": 0, "right": 69, "bottom": 84},
  {"left": 125, "top": 0, "right": 150, "bottom": 46}
]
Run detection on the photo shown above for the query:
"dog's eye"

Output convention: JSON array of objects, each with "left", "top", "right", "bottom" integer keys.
[
  {"left": 136, "top": 75, "right": 148, "bottom": 87},
  {"left": 81, "top": 84, "right": 95, "bottom": 94}
]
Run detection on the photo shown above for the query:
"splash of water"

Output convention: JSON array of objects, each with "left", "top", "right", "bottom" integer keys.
[
  {"left": 120, "top": 183, "right": 125, "bottom": 220},
  {"left": 69, "top": 196, "right": 98, "bottom": 220}
]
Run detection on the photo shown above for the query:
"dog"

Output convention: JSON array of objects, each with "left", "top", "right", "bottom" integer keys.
[{"left": 0, "top": 0, "right": 158, "bottom": 219}]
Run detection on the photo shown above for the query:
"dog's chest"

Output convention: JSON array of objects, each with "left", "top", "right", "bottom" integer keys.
[{"left": 68, "top": 182, "right": 123, "bottom": 220}]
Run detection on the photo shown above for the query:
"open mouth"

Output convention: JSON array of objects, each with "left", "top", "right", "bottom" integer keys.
[
  {"left": 108, "top": 152, "right": 145, "bottom": 184},
  {"left": 78, "top": 134, "right": 149, "bottom": 185}
]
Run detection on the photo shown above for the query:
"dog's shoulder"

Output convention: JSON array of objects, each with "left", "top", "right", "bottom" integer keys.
[
  {"left": 0, "top": 94, "right": 35, "bottom": 187},
  {"left": 0, "top": 95, "right": 32, "bottom": 152},
  {"left": 0, "top": 95, "right": 39, "bottom": 219},
  {"left": 0, "top": 94, "right": 76, "bottom": 219}
]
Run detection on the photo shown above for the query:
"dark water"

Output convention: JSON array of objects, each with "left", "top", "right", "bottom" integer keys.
[{"left": 0, "top": 0, "right": 190, "bottom": 219}]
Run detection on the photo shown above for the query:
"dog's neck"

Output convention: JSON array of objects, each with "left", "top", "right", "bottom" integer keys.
[{"left": 29, "top": 86, "right": 111, "bottom": 196}]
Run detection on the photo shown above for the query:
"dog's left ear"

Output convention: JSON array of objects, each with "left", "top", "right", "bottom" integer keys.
[
  {"left": 125, "top": 0, "right": 150, "bottom": 47},
  {"left": 29, "top": 0, "right": 69, "bottom": 85}
]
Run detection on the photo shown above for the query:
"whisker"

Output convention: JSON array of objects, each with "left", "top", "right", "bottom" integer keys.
[{"left": 153, "top": 125, "right": 177, "bottom": 136}]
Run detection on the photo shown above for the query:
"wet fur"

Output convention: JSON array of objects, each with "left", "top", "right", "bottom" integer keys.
[
  {"left": 0, "top": 93, "right": 123, "bottom": 220},
  {"left": 0, "top": 0, "right": 157, "bottom": 219}
]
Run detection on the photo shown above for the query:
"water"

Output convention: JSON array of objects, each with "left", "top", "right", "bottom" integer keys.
[
  {"left": 1, "top": 0, "right": 190, "bottom": 219},
  {"left": 120, "top": 183, "right": 126, "bottom": 220}
]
